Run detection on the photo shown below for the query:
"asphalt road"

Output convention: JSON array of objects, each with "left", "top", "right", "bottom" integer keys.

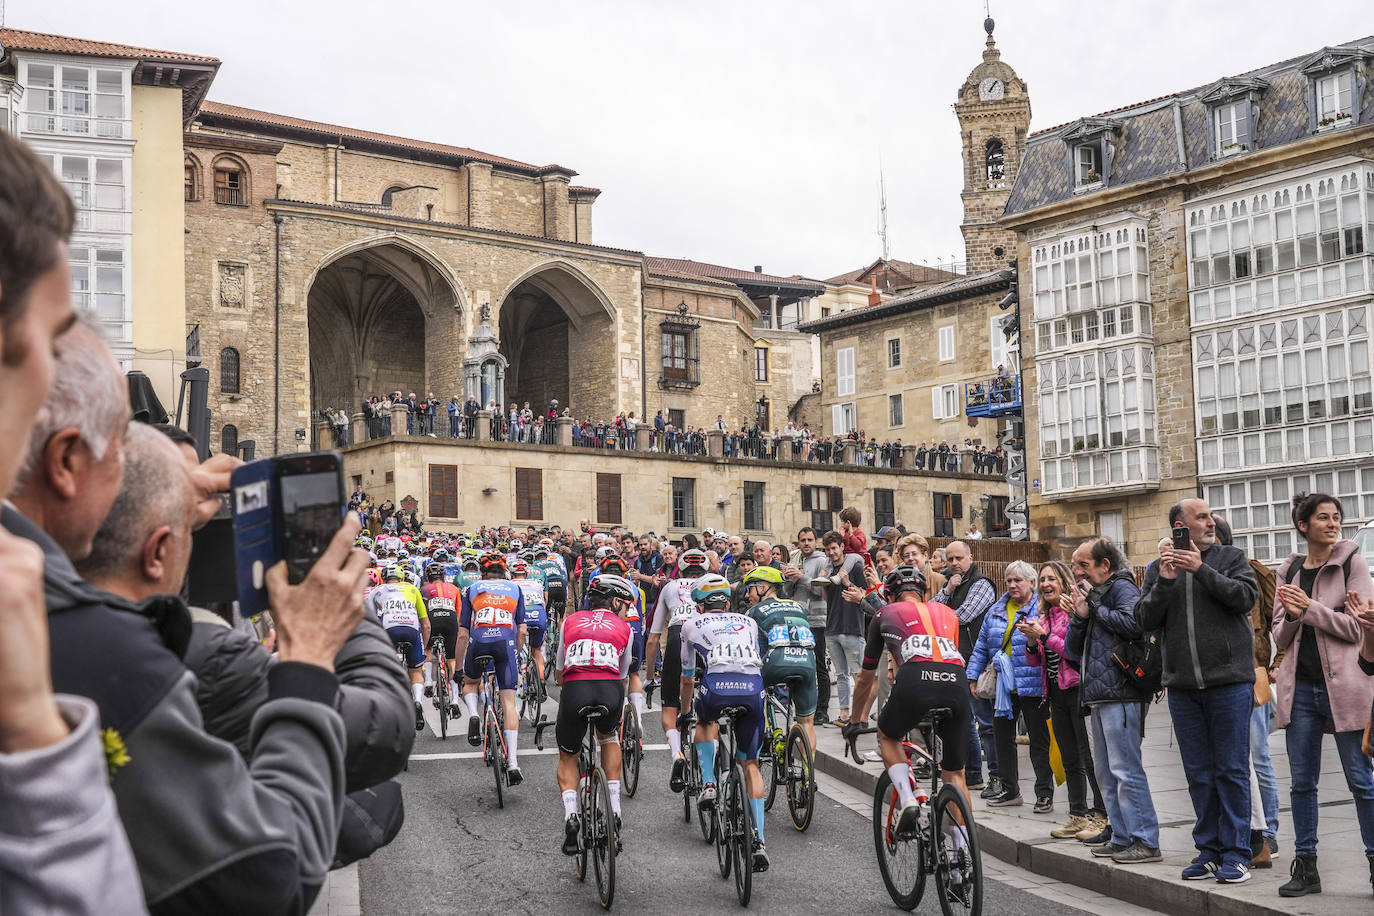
[{"left": 359, "top": 688, "right": 1114, "bottom": 915}]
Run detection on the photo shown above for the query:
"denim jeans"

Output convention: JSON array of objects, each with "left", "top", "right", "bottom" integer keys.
[
  {"left": 1285, "top": 678, "right": 1374, "bottom": 856},
  {"left": 968, "top": 696, "right": 996, "bottom": 783},
  {"left": 831, "top": 634, "right": 864, "bottom": 712},
  {"left": 1250, "top": 701, "right": 1279, "bottom": 840},
  {"left": 1090, "top": 702, "right": 1158, "bottom": 848},
  {"left": 1169, "top": 683, "right": 1252, "bottom": 866}
]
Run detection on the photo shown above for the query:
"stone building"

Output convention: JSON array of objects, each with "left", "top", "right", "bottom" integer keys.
[{"left": 1002, "top": 35, "right": 1374, "bottom": 563}]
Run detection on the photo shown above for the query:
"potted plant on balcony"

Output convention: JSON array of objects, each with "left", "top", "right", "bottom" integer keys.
[
  {"left": 1222, "top": 141, "right": 1246, "bottom": 153},
  {"left": 1084, "top": 170, "right": 1100, "bottom": 184}
]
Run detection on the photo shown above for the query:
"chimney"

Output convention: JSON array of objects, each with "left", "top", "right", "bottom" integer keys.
[
  {"left": 867, "top": 275, "right": 882, "bottom": 307},
  {"left": 754, "top": 265, "right": 763, "bottom": 273}
]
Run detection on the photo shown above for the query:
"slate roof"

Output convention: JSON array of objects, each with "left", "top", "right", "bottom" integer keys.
[
  {"left": 1005, "top": 35, "right": 1374, "bottom": 217},
  {"left": 797, "top": 269, "right": 1011, "bottom": 333}
]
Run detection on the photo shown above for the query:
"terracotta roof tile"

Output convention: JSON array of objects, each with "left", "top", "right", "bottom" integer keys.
[{"left": 0, "top": 27, "right": 218, "bottom": 64}]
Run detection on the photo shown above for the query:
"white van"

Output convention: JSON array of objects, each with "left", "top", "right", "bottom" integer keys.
[{"left": 1355, "top": 519, "right": 1374, "bottom": 566}]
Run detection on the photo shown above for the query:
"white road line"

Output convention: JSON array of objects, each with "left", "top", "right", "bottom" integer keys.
[{"left": 411, "top": 743, "right": 669, "bottom": 761}]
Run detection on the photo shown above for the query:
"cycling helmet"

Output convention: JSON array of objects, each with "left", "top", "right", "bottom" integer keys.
[
  {"left": 431, "top": 547, "right": 449, "bottom": 562},
  {"left": 511, "top": 559, "right": 529, "bottom": 577},
  {"left": 397, "top": 548, "right": 410, "bottom": 560},
  {"left": 366, "top": 568, "right": 382, "bottom": 587},
  {"left": 355, "top": 535, "right": 373, "bottom": 549},
  {"left": 533, "top": 547, "right": 549, "bottom": 560},
  {"left": 425, "top": 562, "right": 447, "bottom": 582},
  {"left": 599, "top": 555, "right": 629, "bottom": 575},
  {"left": 538, "top": 538, "right": 555, "bottom": 548},
  {"left": 595, "top": 545, "right": 617, "bottom": 561},
  {"left": 462, "top": 557, "right": 480, "bottom": 572},
  {"left": 478, "top": 552, "right": 508, "bottom": 574},
  {"left": 691, "top": 573, "right": 732, "bottom": 610},
  {"left": 743, "top": 565, "right": 785, "bottom": 588},
  {"left": 382, "top": 565, "right": 405, "bottom": 582},
  {"left": 587, "top": 573, "right": 635, "bottom": 607},
  {"left": 679, "top": 549, "right": 709, "bottom": 573},
  {"left": 509, "top": 539, "right": 523, "bottom": 551},
  {"left": 884, "top": 565, "right": 927, "bottom": 597}
]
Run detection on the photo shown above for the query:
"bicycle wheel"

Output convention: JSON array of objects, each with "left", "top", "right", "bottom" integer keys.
[
  {"left": 488, "top": 720, "right": 505, "bottom": 809},
  {"left": 590, "top": 767, "right": 617, "bottom": 909},
  {"left": 872, "top": 772, "right": 925, "bottom": 911},
  {"left": 622, "top": 704, "right": 641, "bottom": 798},
  {"left": 785, "top": 724, "right": 816, "bottom": 832},
  {"left": 521, "top": 657, "right": 542, "bottom": 727},
  {"left": 683, "top": 740, "right": 695, "bottom": 825},
  {"left": 714, "top": 775, "right": 731, "bottom": 879},
  {"left": 933, "top": 784, "right": 982, "bottom": 916},
  {"left": 760, "top": 730, "right": 780, "bottom": 812},
  {"left": 731, "top": 766, "right": 754, "bottom": 907},
  {"left": 576, "top": 757, "right": 589, "bottom": 882},
  {"left": 436, "top": 663, "right": 449, "bottom": 740}
]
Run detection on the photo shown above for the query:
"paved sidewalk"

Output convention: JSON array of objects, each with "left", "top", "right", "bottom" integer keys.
[{"left": 812, "top": 701, "right": 1373, "bottom": 916}]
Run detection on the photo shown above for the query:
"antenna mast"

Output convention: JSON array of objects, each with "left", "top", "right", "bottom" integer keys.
[{"left": 878, "top": 158, "right": 890, "bottom": 261}]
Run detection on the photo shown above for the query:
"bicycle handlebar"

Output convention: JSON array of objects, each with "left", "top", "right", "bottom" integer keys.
[
  {"left": 532, "top": 716, "right": 554, "bottom": 752},
  {"left": 844, "top": 725, "right": 878, "bottom": 765}
]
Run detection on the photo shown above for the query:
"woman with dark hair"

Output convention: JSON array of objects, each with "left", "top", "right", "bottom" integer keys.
[{"left": 1271, "top": 492, "right": 1374, "bottom": 898}]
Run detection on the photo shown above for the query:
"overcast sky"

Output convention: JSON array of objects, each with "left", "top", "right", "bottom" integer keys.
[{"left": 13, "top": 0, "right": 1372, "bottom": 278}]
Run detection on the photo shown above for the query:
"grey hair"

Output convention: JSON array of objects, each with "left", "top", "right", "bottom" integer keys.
[
  {"left": 1005, "top": 560, "right": 1037, "bottom": 582},
  {"left": 16, "top": 317, "right": 127, "bottom": 484},
  {"left": 75, "top": 423, "right": 193, "bottom": 585}
]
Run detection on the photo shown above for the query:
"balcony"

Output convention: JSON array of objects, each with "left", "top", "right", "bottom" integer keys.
[
  {"left": 1040, "top": 445, "right": 1159, "bottom": 499},
  {"left": 965, "top": 375, "right": 1022, "bottom": 418},
  {"left": 658, "top": 356, "right": 700, "bottom": 390}
]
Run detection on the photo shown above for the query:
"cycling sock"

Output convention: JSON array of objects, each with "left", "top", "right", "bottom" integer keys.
[
  {"left": 423, "top": 668, "right": 433, "bottom": 687},
  {"left": 750, "top": 798, "right": 766, "bottom": 841},
  {"left": 449, "top": 682, "right": 460, "bottom": 703},
  {"left": 887, "top": 764, "right": 914, "bottom": 806},
  {"left": 505, "top": 730, "right": 518, "bottom": 766},
  {"left": 464, "top": 694, "right": 480, "bottom": 718},
  {"left": 411, "top": 683, "right": 424, "bottom": 703},
  {"left": 666, "top": 728, "right": 682, "bottom": 758},
  {"left": 697, "top": 741, "right": 716, "bottom": 782},
  {"left": 943, "top": 823, "right": 969, "bottom": 850},
  {"left": 607, "top": 780, "right": 622, "bottom": 815},
  {"left": 562, "top": 789, "right": 578, "bottom": 818},
  {"left": 630, "top": 692, "right": 646, "bottom": 717}
]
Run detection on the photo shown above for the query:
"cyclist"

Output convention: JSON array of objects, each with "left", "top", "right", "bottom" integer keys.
[
  {"left": 458, "top": 551, "right": 528, "bottom": 785},
  {"left": 456, "top": 553, "right": 481, "bottom": 591},
  {"left": 645, "top": 548, "right": 710, "bottom": 788},
  {"left": 365, "top": 564, "right": 430, "bottom": 731},
  {"left": 741, "top": 565, "right": 818, "bottom": 751},
  {"left": 421, "top": 561, "right": 461, "bottom": 711},
  {"left": 534, "top": 545, "right": 568, "bottom": 619},
  {"left": 553, "top": 573, "right": 636, "bottom": 855},
  {"left": 846, "top": 565, "right": 972, "bottom": 840},
  {"left": 679, "top": 573, "right": 770, "bottom": 873},
  {"left": 588, "top": 555, "right": 649, "bottom": 716},
  {"left": 511, "top": 558, "right": 550, "bottom": 687}
]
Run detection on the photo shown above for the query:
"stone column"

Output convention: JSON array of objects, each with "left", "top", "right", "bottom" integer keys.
[
  {"left": 707, "top": 429, "right": 725, "bottom": 458},
  {"left": 477, "top": 409, "right": 491, "bottom": 440},
  {"left": 315, "top": 419, "right": 333, "bottom": 449},
  {"left": 556, "top": 416, "right": 573, "bottom": 447},
  {"left": 769, "top": 293, "right": 779, "bottom": 330},
  {"left": 841, "top": 440, "right": 858, "bottom": 465},
  {"left": 902, "top": 444, "right": 918, "bottom": 469},
  {"left": 351, "top": 411, "right": 367, "bottom": 443},
  {"left": 390, "top": 403, "right": 408, "bottom": 437}
]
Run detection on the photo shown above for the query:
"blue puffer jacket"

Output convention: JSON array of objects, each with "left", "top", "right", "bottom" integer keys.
[
  {"left": 1065, "top": 570, "right": 1145, "bottom": 705},
  {"left": 965, "top": 591, "right": 1045, "bottom": 701}
]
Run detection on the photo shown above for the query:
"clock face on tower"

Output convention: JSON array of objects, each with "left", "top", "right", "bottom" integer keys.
[{"left": 979, "top": 77, "right": 1005, "bottom": 101}]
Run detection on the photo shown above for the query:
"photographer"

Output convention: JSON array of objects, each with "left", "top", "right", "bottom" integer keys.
[{"left": 8, "top": 318, "right": 368, "bottom": 913}]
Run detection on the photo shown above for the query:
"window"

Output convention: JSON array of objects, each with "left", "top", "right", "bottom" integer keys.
[
  {"left": 1076, "top": 144, "right": 1102, "bottom": 185},
  {"left": 67, "top": 245, "right": 127, "bottom": 331},
  {"left": 23, "top": 63, "right": 126, "bottom": 137},
  {"left": 429, "top": 465, "right": 458, "bottom": 518},
  {"left": 932, "top": 384, "right": 959, "bottom": 420},
  {"left": 41, "top": 153, "right": 127, "bottom": 233},
  {"left": 1206, "top": 466, "right": 1374, "bottom": 563},
  {"left": 833, "top": 402, "right": 857, "bottom": 435},
  {"left": 671, "top": 477, "right": 696, "bottom": 529},
  {"left": 938, "top": 326, "right": 955, "bottom": 361},
  {"left": 596, "top": 473, "right": 622, "bottom": 525},
  {"left": 874, "top": 489, "right": 895, "bottom": 531},
  {"left": 515, "top": 468, "right": 543, "bottom": 520},
  {"left": 1214, "top": 101, "right": 1249, "bottom": 154},
  {"left": 214, "top": 165, "right": 245, "bottom": 205},
  {"left": 753, "top": 346, "right": 769, "bottom": 382},
  {"left": 887, "top": 337, "right": 901, "bottom": 368},
  {"left": 661, "top": 329, "right": 699, "bottom": 386},
  {"left": 1032, "top": 223, "right": 1151, "bottom": 351},
  {"left": 986, "top": 495, "right": 1010, "bottom": 534},
  {"left": 801, "top": 485, "right": 841, "bottom": 536},
  {"left": 889, "top": 393, "right": 904, "bottom": 427},
  {"left": 1097, "top": 509, "right": 1125, "bottom": 552},
  {"left": 219, "top": 347, "right": 240, "bottom": 393},
  {"left": 668, "top": 408, "right": 685, "bottom": 429},
  {"left": 220, "top": 424, "right": 238, "bottom": 457},
  {"left": 743, "top": 481, "right": 765, "bottom": 531},
  {"left": 836, "top": 346, "right": 855, "bottom": 396},
  {"left": 933, "top": 493, "right": 963, "bottom": 538},
  {"left": 1316, "top": 72, "right": 1353, "bottom": 126},
  {"left": 990, "top": 315, "right": 1011, "bottom": 370},
  {"left": 184, "top": 159, "right": 198, "bottom": 200},
  {"left": 985, "top": 139, "right": 1005, "bottom": 182}
]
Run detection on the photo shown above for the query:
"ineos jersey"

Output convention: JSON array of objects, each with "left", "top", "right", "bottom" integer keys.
[
  {"left": 863, "top": 600, "right": 964, "bottom": 669},
  {"left": 680, "top": 612, "right": 763, "bottom": 677},
  {"left": 420, "top": 581, "right": 460, "bottom": 623},
  {"left": 650, "top": 578, "right": 699, "bottom": 634}
]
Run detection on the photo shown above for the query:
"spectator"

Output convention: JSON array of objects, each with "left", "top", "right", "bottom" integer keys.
[
  {"left": 0, "top": 131, "right": 143, "bottom": 914},
  {"left": 818, "top": 530, "right": 866, "bottom": 726},
  {"left": 1067, "top": 536, "right": 1160, "bottom": 864},
  {"left": 1271, "top": 492, "right": 1374, "bottom": 898},
  {"left": 1137, "top": 498, "right": 1258, "bottom": 882},
  {"left": 896, "top": 533, "right": 946, "bottom": 597},
  {"left": 861, "top": 545, "right": 898, "bottom": 718},
  {"left": 784, "top": 527, "right": 832, "bottom": 725},
  {"left": 965, "top": 561, "right": 1053, "bottom": 811},
  {"left": 1027, "top": 560, "right": 1107, "bottom": 840},
  {"left": 933, "top": 540, "right": 998, "bottom": 793},
  {"left": 751, "top": 538, "right": 780, "bottom": 571},
  {"left": 838, "top": 506, "right": 869, "bottom": 565}
]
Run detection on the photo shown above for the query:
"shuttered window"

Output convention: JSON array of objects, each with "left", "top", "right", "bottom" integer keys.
[
  {"left": 596, "top": 473, "right": 622, "bottom": 525},
  {"left": 874, "top": 488, "right": 895, "bottom": 530},
  {"left": 428, "top": 464, "right": 457, "bottom": 518},
  {"left": 515, "top": 468, "right": 543, "bottom": 520}
]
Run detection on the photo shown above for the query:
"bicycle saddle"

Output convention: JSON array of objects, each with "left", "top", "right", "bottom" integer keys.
[{"left": 579, "top": 704, "right": 610, "bottom": 719}]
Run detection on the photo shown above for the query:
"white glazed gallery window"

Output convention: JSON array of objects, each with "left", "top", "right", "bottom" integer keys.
[
  {"left": 938, "top": 326, "right": 955, "bottom": 362},
  {"left": 889, "top": 393, "right": 904, "bottom": 427},
  {"left": 836, "top": 346, "right": 855, "bottom": 396},
  {"left": 40, "top": 154, "right": 127, "bottom": 233},
  {"left": 23, "top": 63, "right": 126, "bottom": 137},
  {"left": 1215, "top": 101, "right": 1249, "bottom": 155}
]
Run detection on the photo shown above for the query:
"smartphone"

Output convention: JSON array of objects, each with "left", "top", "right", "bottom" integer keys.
[{"left": 1171, "top": 527, "right": 1192, "bottom": 550}]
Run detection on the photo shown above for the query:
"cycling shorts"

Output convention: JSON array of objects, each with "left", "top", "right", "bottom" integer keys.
[
  {"left": 694, "top": 673, "right": 766, "bottom": 760},
  {"left": 463, "top": 635, "right": 519, "bottom": 691},
  {"left": 627, "top": 620, "right": 644, "bottom": 675},
  {"left": 546, "top": 582, "right": 567, "bottom": 604},
  {"left": 556, "top": 679, "right": 625, "bottom": 755},
  {"left": 427, "top": 612, "right": 458, "bottom": 660},
  {"left": 878, "top": 661, "right": 971, "bottom": 773},
  {"left": 660, "top": 626, "right": 683, "bottom": 708},
  {"left": 522, "top": 606, "right": 547, "bottom": 652},
  {"left": 762, "top": 654, "right": 818, "bottom": 718},
  {"left": 387, "top": 625, "right": 425, "bottom": 668}
]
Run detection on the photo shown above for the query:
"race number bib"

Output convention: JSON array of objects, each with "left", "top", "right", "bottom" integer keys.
[
  {"left": 472, "top": 596, "right": 514, "bottom": 628},
  {"left": 518, "top": 580, "right": 545, "bottom": 607},
  {"left": 427, "top": 596, "right": 455, "bottom": 614},
  {"left": 707, "top": 641, "right": 761, "bottom": 667},
  {"left": 669, "top": 602, "right": 695, "bottom": 625},
  {"left": 898, "top": 633, "right": 961, "bottom": 664},
  {"left": 767, "top": 623, "right": 815, "bottom": 649},
  {"left": 381, "top": 597, "right": 418, "bottom": 628},
  {"left": 565, "top": 638, "right": 620, "bottom": 672}
]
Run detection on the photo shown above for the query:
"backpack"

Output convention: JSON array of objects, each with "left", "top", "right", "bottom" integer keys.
[
  {"left": 1101, "top": 569, "right": 1163, "bottom": 698},
  {"left": 1282, "top": 552, "right": 1354, "bottom": 588}
]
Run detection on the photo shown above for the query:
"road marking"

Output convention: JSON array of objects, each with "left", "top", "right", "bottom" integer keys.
[{"left": 411, "top": 743, "right": 669, "bottom": 761}]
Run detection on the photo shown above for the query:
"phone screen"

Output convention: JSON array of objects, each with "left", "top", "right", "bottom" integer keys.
[{"left": 280, "top": 467, "right": 343, "bottom": 583}]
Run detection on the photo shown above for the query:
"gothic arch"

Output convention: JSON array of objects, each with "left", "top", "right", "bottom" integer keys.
[
  {"left": 210, "top": 153, "right": 252, "bottom": 205},
  {"left": 307, "top": 233, "right": 469, "bottom": 318},
  {"left": 493, "top": 258, "right": 617, "bottom": 332}
]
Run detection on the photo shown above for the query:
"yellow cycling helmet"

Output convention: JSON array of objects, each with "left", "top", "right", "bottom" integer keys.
[{"left": 743, "top": 565, "right": 785, "bottom": 587}]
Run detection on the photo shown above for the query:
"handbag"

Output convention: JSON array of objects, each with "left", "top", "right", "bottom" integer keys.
[
  {"left": 974, "top": 611, "right": 1019, "bottom": 700},
  {"left": 1111, "top": 630, "right": 1163, "bottom": 696},
  {"left": 1253, "top": 666, "right": 1272, "bottom": 707},
  {"left": 1363, "top": 714, "right": 1373, "bottom": 758}
]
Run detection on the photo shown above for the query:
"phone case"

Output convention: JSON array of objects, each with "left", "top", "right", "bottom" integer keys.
[{"left": 231, "top": 458, "right": 278, "bottom": 618}]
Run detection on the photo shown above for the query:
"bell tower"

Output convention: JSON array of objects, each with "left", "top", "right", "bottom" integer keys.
[{"left": 956, "top": 16, "right": 1031, "bottom": 274}]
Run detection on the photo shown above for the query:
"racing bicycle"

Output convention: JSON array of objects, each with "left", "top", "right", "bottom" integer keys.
[
  {"left": 536, "top": 704, "right": 619, "bottom": 909},
  {"left": 759, "top": 677, "right": 815, "bottom": 831},
  {"left": 710, "top": 705, "right": 762, "bottom": 906},
  {"left": 428, "top": 636, "right": 451, "bottom": 739},
  {"left": 474, "top": 653, "right": 511, "bottom": 807}
]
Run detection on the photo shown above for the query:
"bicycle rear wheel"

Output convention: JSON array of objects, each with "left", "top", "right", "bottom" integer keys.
[
  {"left": 785, "top": 723, "right": 815, "bottom": 831},
  {"left": 590, "top": 767, "right": 617, "bottom": 909},
  {"left": 622, "top": 704, "right": 641, "bottom": 798},
  {"left": 933, "top": 784, "right": 982, "bottom": 916},
  {"left": 576, "top": 756, "right": 589, "bottom": 882},
  {"left": 731, "top": 766, "right": 753, "bottom": 907},
  {"left": 683, "top": 740, "right": 695, "bottom": 825},
  {"left": 714, "top": 777, "right": 730, "bottom": 879},
  {"left": 520, "top": 656, "right": 542, "bottom": 727},
  {"left": 873, "top": 772, "right": 925, "bottom": 911},
  {"left": 488, "top": 720, "right": 505, "bottom": 809},
  {"left": 760, "top": 729, "right": 780, "bottom": 812}
]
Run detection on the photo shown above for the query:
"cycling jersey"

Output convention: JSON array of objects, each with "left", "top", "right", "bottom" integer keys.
[
  {"left": 863, "top": 600, "right": 965, "bottom": 669},
  {"left": 366, "top": 582, "right": 427, "bottom": 630},
  {"left": 534, "top": 558, "right": 566, "bottom": 588},
  {"left": 682, "top": 612, "right": 766, "bottom": 759},
  {"left": 461, "top": 580, "right": 525, "bottom": 637},
  {"left": 649, "top": 578, "right": 698, "bottom": 634},
  {"left": 421, "top": 580, "right": 460, "bottom": 660},
  {"left": 747, "top": 596, "right": 818, "bottom": 717},
  {"left": 557, "top": 609, "right": 633, "bottom": 683},
  {"left": 514, "top": 576, "right": 548, "bottom": 650}
]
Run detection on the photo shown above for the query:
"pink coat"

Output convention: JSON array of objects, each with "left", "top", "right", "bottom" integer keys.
[
  {"left": 1024, "top": 599, "right": 1082, "bottom": 691},
  {"left": 1271, "top": 539, "right": 1374, "bottom": 733}
]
